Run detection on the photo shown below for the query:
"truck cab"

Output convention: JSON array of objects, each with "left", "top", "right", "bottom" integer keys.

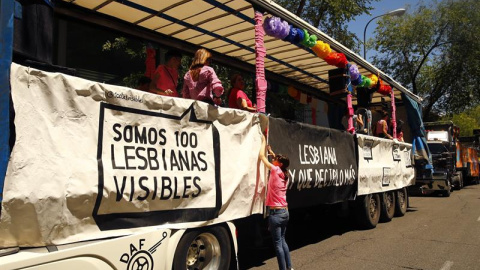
[{"left": 414, "top": 122, "right": 461, "bottom": 196}]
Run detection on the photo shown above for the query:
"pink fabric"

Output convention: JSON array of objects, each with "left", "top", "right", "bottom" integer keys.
[
  {"left": 228, "top": 88, "right": 252, "bottom": 109},
  {"left": 255, "top": 11, "right": 267, "bottom": 113},
  {"left": 182, "top": 66, "right": 224, "bottom": 101},
  {"left": 153, "top": 65, "right": 179, "bottom": 97},
  {"left": 266, "top": 165, "right": 288, "bottom": 208},
  {"left": 347, "top": 94, "right": 355, "bottom": 134},
  {"left": 390, "top": 90, "right": 397, "bottom": 138}
]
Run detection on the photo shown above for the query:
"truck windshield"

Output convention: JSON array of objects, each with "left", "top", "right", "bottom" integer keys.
[{"left": 428, "top": 143, "right": 449, "bottom": 154}]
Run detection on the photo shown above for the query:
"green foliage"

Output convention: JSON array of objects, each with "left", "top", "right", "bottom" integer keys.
[
  {"left": 121, "top": 71, "right": 144, "bottom": 89},
  {"left": 372, "top": 0, "right": 480, "bottom": 119},
  {"left": 274, "top": 0, "right": 380, "bottom": 52},
  {"left": 442, "top": 106, "right": 480, "bottom": 136},
  {"left": 102, "top": 37, "right": 146, "bottom": 59}
]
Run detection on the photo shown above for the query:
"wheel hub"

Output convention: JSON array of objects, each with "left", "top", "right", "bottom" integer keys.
[{"left": 185, "top": 233, "right": 221, "bottom": 270}]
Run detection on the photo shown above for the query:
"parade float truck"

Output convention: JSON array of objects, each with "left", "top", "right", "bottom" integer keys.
[
  {"left": 0, "top": 0, "right": 424, "bottom": 269},
  {"left": 457, "top": 135, "right": 480, "bottom": 185},
  {"left": 413, "top": 122, "right": 462, "bottom": 196}
]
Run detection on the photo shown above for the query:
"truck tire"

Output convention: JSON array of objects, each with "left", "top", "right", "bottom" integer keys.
[
  {"left": 380, "top": 191, "right": 395, "bottom": 222},
  {"left": 355, "top": 193, "right": 381, "bottom": 229},
  {"left": 173, "top": 226, "right": 231, "bottom": 270},
  {"left": 441, "top": 186, "right": 451, "bottom": 197},
  {"left": 452, "top": 173, "right": 463, "bottom": 190},
  {"left": 394, "top": 188, "right": 408, "bottom": 217},
  {"left": 458, "top": 173, "right": 464, "bottom": 189}
]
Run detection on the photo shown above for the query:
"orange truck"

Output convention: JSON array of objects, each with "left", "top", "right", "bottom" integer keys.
[{"left": 457, "top": 133, "right": 480, "bottom": 185}]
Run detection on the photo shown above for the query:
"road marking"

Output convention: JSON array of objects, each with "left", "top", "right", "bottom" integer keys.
[
  {"left": 440, "top": 261, "right": 454, "bottom": 270},
  {"left": 478, "top": 216, "right": 480, "bottom": 221}
]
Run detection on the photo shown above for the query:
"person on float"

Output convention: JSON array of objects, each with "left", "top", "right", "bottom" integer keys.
[
  {"left": 228, "top": 74, "right": 256, "bottom": 112},
  {"left": 374, "top": 111, "right": 393, "bottom": 139},
  {"left": 150, "top": 49, "right": 182, "bottom": 97},
  {"left": 182, "top": 48, "right": 223, "bottom": 105},
  {"left": 258, "top": 135, "right": 294, "bottom": 270},
  {"left": 393, "top": 119, "right": 405, "bottom": 142}
]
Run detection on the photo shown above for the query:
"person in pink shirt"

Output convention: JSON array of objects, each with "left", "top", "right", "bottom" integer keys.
[
  {"left": 374, "top": 111, "right": 393, "bottom": 139},
  {"left": 228, "top": 74, "right": 256, "bottom": 112},
  {"left": 259, "top": 135, "right": 294, "bottom": 270},
  {"left": 182, "top": 48, "right": 224, "bottom": 105},
  {"left": 150, "top": 50, "right": 182, "bottom": 97}
]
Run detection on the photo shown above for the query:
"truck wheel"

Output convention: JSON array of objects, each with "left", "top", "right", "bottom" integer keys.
[
  {"left": 173, "top": 226, "right": 231, "bottom": 270},
  {"left": 458, "top": 173, "right": 464, "bottom": 190},
  {"left": 442, "top": 187, "right": 451, "bottom": 197},
  {"left": 394, "top": 188, "right": 408, "bottom": 217},
  {"left": 355, "top": 193, "right": 381, "bottom": 229},
  {"left": 380, "top": 191, "right": 395, "bottom": 222}
]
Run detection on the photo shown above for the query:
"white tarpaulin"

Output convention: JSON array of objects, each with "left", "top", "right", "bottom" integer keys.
[
  {"left": 0, "top": 63, "right": 265, "bottom": 247},
  {"left": 356, "top": 134, "right": 414, "bottom": 195}
]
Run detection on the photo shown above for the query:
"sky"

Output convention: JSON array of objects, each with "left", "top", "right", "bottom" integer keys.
[{"left": 347, "top": 0, "right": 432, "bottom": 62}]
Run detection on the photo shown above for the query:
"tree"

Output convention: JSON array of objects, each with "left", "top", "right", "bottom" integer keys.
[
  {"left": 442, "top": 106, "right": 480, "bottom": 136},
  {"left": 371, "top": 0, "right": 480, "bottom": 119},
  {"left": 274, "top": 0, "right": 380, "bottom": 52}
]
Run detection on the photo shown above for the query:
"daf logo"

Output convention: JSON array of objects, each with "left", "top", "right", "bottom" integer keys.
[
  {"left": 120, "top": 232, "right": 167, "bottom": 270},
  {"left": 127, "top": 250, "right": 154, "bottom": 270}
]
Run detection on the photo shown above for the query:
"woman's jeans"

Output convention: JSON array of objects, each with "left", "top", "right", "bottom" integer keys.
[{"left": 268, "top": 208, "right": 292, "bottom": 270}]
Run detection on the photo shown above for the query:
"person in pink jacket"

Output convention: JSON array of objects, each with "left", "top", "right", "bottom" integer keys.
[
  {"left": 259, "top": 135, "right": 294, "bottom": 270},
  {"left": 182, "top": 48, "right": 224, "bottom": 105}
]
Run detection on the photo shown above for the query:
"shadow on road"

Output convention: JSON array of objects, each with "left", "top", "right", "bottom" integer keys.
[{"left": 236, "top": 206, "right": 357, "bottom": 270}]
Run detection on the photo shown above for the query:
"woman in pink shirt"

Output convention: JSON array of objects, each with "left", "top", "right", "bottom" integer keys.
[
  {"left": 182, "top": 48, "right": 224, "bottom": 105},
  {"left": 374, "top": 111, "right": 393, "bottom": 139},
  {"left": 259, "top": 135, "right": 294, "bottom": 270},
  {"left": 228, "top": 74, "right": 256, "bottom": 112}
]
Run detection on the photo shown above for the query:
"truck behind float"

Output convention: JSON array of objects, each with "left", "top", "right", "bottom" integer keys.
[{"left": 413, "top": 122, "right": 479, "bottom": 197}]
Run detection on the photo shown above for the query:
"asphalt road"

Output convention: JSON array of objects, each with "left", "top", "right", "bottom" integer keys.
[{"left": 238, "top": 184, "right": 480, "bottom": 270}]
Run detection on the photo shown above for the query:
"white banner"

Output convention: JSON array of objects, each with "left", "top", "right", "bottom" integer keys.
[
  {"left": 356, "top": 134, "right": 414, "bottom": 195},
  {"left": 0, "top": 64, "right": 265, "bottom": 247}
]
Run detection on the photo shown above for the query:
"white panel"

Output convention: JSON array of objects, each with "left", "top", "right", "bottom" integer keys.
[
  {"left": 203, "top": 40, "right": 230, "bottom": 50},
  {"left": 240, "top": 7, "right": 255, "bottom": 18},
  {"left": 270, "top": 49, "right": 310, "bottom": 60},
  {"left": 69, "top": 0, "right": 105, "bottom": 9},
  {"left": 184, "top": 9, "right": 225, "bottom": 25},
  {"left": 173, "top": 29, "right": 204, "bottom": 40},
  {"left": 356, "top": 135, "right": 414, "bottom": 195},
  {"left": 164, "top": 0, "right": 213, "bottom": 20},
  {"left": 98, "top": 2, "right": 149, "bottom": 23},
  {"left": 131, "top": 0, "right": 184, "bottom": 11},
  {"left": 229, "top": 49, "right": 252, "bottom": 57},
  {"left": 222, "top": 30, "right": 254, "bottom": 44},
  {"left": 214, "top": 44, "right": 239, "bottom": 53},
  {"left": 158, "top": 23, "right": 186, "bottom": 35},
  {"left": 200, "top": 15, "right": 244, "bottom": 31},
  {"left": 214, "top": 22, "right": 252, "bottom": 36},
  {"left": 264, "top": 39, "right": 291, "bottom": 50},
  {"left": 267, "top": 44, "right": 296, "bottom": 54},
  {"left": 188, "top": 34, "right": 212, "bottom": 44},
  {"left": 138, "top": 17, "right": 171, "bottom": 30},
  {"left": 225, "top": 0, "right": 251, "bottom": 10}
]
